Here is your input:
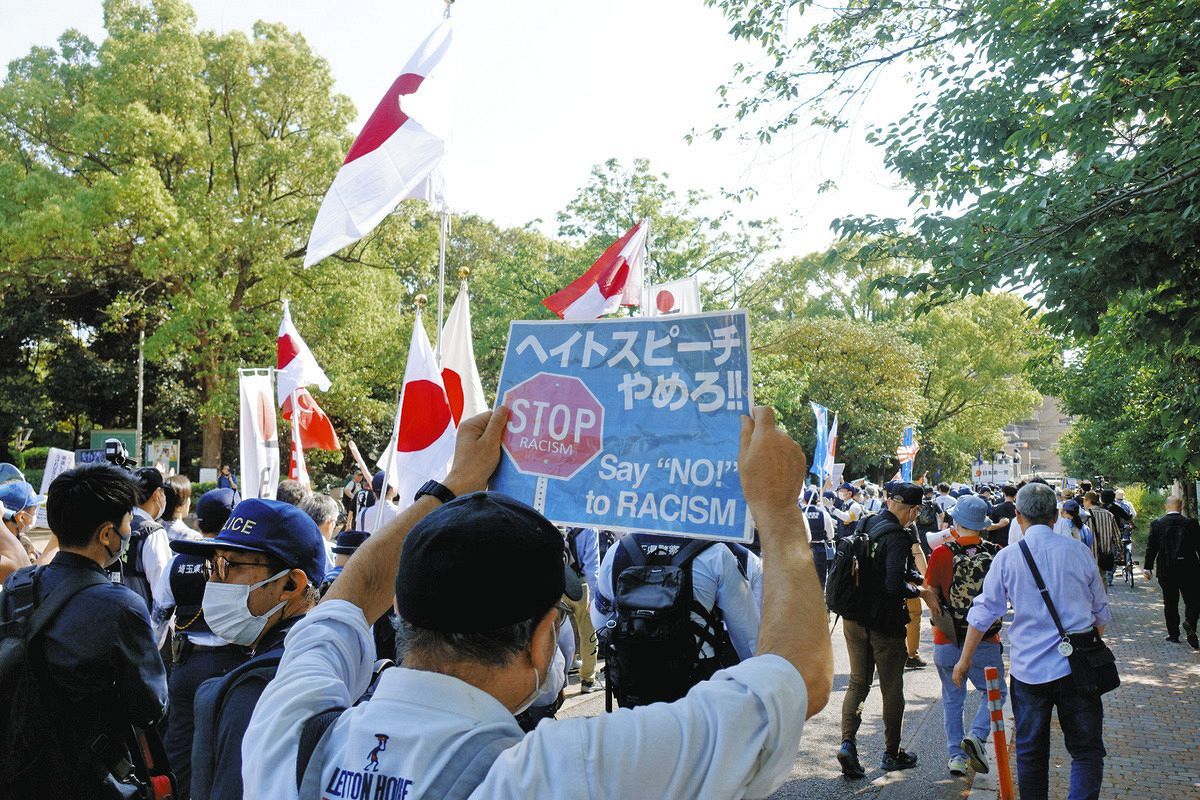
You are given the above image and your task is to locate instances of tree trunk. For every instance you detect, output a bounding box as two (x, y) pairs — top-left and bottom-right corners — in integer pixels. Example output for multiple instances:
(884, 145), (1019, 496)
(200, 365), (223, 470)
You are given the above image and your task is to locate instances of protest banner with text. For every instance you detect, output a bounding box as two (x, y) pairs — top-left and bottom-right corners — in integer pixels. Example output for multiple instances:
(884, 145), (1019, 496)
(491, 311), (754, 542)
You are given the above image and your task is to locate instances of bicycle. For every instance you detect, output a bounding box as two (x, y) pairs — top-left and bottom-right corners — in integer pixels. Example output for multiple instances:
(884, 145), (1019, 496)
(1121, 538), (1135, 588)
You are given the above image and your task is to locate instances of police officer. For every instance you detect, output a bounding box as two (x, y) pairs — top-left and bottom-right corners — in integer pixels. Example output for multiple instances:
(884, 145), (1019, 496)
(150, 488), (243, 799)
(172, 498), (327, 800)
(0, 464), (168, 798)
(803, 488), (836, 588)
(830, 482), (865, 539)
(119, 467), (173, 611)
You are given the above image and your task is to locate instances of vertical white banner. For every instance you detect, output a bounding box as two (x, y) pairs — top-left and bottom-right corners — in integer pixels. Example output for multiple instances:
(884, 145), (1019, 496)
(36, 448), (76, 529)
(239, 369), (280, 500)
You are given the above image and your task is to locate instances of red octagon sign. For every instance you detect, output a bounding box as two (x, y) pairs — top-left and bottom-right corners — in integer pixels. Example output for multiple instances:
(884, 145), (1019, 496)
(502, 372), (604, 480)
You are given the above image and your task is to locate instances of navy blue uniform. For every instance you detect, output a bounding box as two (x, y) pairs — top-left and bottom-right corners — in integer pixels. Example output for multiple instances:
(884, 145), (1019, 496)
(161, 553), (244, 799)
(804, 505), (835, 587)
(191, 616), (301, 800)
(4, 552), (167, 797)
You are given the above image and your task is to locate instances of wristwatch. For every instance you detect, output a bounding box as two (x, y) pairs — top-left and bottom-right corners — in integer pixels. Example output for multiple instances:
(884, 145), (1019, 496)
(414, 479), (456, 505)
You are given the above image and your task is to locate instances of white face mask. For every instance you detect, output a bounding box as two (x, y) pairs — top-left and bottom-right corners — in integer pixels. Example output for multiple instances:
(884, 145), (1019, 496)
(203, 569), (290, 646)
(514, 638), (561, 716)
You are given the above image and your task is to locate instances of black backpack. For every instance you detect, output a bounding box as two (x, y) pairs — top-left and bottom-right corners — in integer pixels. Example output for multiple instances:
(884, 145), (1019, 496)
(824, 518), (881, 622)
(916, 500), (939, 531)
(0, 566), (109, 797)
(603, 537), (737, 708)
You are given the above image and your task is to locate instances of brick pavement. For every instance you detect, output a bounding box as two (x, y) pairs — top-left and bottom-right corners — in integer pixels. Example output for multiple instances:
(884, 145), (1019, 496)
(1042, 579), (1200, 799)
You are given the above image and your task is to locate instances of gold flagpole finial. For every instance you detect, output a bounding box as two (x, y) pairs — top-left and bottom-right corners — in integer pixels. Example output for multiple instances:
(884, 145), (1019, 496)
(414, 293), (429, 310)
(457, 266), (471, 281)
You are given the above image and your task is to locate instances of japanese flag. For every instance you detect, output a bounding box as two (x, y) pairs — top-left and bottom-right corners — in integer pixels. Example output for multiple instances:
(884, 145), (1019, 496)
(543, 220), (647, 319)
(440, 280), (488, 426)
(276, 300), (331, 407)
(303, 21), (453, 267)
(377, 318), (456, 508)
(644, 277), (701, 317)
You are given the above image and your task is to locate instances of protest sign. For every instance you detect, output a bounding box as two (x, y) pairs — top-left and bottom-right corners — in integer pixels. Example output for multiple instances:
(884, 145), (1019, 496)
(76, 449), (107, 465)
(35, 448), (75, 529)
(491, 311), (753, 542)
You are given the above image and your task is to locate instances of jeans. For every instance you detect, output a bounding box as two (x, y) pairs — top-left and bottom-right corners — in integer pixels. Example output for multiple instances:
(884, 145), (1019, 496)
(1011, 675), (1106, 800)
(841, 619), (908, 753)
(934, 640), (1005, 759)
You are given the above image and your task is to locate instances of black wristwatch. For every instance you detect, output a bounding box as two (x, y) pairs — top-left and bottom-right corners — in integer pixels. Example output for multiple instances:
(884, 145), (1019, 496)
(414, 479), (456, 505)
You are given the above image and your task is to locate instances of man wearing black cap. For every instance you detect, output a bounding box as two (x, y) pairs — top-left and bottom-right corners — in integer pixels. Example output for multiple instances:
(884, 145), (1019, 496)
(837, 480), (941, 778)
(173, 497), (328, 800)
(150, 488), (242, 799)
(244, 407), (834, 799)
(116, 466), (173, 612)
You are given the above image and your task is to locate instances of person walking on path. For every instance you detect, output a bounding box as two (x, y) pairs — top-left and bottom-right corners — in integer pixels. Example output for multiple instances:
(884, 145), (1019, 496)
(925, 494), (1005, 777)
(954, 482), (1111, 800)
(1144, 495), (1200, 648)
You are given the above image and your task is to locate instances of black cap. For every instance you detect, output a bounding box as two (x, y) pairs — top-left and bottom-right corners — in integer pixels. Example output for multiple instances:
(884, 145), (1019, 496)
(885, 480), (924, 506)
(195, 488), (239, 533)
(395, 492), (582, 633)
(333, 529), (370, 555)
(134, 467), (164, 504)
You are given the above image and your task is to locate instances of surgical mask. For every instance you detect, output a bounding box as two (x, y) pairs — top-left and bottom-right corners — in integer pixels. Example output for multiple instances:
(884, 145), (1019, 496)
(203, 569), (290, 646)
(104, 526), (131, 569)
(514, 645), (561, 716)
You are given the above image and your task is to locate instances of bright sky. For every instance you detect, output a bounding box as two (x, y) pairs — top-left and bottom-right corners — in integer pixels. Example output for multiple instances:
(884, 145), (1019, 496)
(2, 0), (915, 259)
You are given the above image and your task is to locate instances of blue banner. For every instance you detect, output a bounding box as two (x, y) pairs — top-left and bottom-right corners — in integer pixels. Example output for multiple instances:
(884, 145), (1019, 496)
(490, 311), (754, 542)
(900, 425), (915, 482)
(810, 402), (828, 479)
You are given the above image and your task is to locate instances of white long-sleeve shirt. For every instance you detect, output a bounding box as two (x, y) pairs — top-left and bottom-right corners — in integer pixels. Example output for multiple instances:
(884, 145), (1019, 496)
(243, 600), (808, 800)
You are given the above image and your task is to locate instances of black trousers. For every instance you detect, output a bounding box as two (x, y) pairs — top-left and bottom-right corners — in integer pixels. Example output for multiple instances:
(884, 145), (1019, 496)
(1160, 569), (1200, 638)
(164, 644), (245, 799)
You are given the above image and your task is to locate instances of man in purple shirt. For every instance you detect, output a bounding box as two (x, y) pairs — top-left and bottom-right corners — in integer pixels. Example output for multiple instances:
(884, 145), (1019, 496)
(953, 482), (1111, 800)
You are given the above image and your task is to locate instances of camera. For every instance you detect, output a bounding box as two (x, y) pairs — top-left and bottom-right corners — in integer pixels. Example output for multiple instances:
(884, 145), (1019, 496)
(104, 438), (136, 469)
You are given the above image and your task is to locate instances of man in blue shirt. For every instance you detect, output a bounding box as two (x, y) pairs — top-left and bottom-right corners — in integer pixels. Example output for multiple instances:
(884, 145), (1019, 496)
(954, 482), (1111, 800)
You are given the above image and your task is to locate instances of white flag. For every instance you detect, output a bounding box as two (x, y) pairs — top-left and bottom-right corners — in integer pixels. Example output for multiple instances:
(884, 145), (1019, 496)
(239, 369), (280, 499)
(276, 300), (332, 407)
(440, 281), (487, 426)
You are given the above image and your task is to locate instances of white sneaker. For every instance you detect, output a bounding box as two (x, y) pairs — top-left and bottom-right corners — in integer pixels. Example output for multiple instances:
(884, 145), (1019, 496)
(961, 735), (990, 773)
(948, 755), (969, 776)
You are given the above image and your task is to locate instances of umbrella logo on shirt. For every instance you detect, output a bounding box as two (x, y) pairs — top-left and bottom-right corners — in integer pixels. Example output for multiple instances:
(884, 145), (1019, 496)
(365, 735), (389, 772)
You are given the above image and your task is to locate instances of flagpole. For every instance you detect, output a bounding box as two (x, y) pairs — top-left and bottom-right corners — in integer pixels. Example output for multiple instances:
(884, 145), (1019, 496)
(435, 209), (448, 362)
(290, 387), (310, 491)
(376, 302), (423, 531)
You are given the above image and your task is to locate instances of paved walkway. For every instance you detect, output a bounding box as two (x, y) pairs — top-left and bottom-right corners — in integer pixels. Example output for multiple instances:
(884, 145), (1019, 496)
(560, 576), (1200, 799)
(1042, 577), (1200, 799)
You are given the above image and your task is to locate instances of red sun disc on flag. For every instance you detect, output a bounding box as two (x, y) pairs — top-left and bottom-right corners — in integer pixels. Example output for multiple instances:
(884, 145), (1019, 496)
(396, 380), (452, 452)
(441, 368), (465, 426)
(277, 333), (300, 370)
(656, 290), (676, 313)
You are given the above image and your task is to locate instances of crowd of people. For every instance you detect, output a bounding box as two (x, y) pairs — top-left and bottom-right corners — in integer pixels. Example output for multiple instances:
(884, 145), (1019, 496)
(1, 415), (1197, 800)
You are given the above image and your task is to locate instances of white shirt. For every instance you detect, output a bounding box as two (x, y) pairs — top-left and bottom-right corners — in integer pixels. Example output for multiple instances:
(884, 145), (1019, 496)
(1008, 515), (1024, 544)
(590, 538), (760, 660)
(243, 601), (808, 800)
(357, 500), (399, 534)
(133, 507), (173, 604)
(164, 518), (202, 542)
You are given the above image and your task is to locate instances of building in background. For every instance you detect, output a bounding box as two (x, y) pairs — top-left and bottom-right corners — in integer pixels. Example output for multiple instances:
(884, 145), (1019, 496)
(1003, 396), (1073, 480)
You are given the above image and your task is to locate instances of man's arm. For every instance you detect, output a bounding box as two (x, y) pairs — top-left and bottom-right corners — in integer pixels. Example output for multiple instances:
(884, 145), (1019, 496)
(742, 407), (832, 719)
(323, 408), (510, 623)
(0, 526), (30, 581)
(1144, 520), (1161, 575)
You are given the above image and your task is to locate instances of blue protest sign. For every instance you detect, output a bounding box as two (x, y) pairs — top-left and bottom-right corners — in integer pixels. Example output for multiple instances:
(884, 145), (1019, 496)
(491, 311), (754, 542)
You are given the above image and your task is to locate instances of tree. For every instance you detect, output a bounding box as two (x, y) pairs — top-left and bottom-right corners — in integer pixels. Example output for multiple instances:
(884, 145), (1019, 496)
(706, 0), (1200, 343)
(0, 0), (364, 467)
(752, 317), (924, 480)
(557, 158), (779, 309)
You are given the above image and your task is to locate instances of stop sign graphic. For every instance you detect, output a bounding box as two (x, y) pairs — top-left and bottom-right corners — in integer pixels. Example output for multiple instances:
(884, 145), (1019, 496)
(502, 372), (604, 480)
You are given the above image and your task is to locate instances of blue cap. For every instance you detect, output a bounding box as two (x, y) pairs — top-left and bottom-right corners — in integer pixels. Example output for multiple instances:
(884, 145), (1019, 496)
(195, 488), (240, 533)
(823, 490), (836, 500)
(332, 529), (370, 555)
(952, 495), (991, 532)
(0, 481), (45, 511)
(838, 482), (855, 494)
(171, 498), (327, 583)
(0, 463), (26, 485)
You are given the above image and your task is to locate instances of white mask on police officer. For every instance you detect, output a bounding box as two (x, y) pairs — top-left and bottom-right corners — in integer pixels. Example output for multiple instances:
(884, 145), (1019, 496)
(203, 569), (290, 646)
